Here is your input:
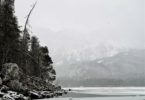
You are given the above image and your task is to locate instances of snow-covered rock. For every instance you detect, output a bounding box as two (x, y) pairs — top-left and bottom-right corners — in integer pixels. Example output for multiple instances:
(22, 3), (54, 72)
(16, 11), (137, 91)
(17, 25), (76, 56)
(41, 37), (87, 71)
(2, 91), (29, 100)
(29, 91), (41, 99)
(1, 85), (9, 93)
(2, 94), (15, 100)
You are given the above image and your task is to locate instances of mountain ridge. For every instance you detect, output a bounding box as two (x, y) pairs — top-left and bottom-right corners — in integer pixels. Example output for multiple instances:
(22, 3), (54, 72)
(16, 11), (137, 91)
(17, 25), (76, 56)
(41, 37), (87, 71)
(55, 49), (145, 87)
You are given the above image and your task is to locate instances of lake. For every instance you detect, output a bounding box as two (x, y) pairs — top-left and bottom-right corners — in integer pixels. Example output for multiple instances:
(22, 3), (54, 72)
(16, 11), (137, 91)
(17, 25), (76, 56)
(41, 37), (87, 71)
(39, 87), (145, 100)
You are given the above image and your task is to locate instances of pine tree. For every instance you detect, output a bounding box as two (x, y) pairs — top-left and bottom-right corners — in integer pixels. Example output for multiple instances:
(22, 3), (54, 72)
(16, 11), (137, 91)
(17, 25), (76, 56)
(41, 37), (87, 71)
(20, 2), (37, 72)
(40, 46), (56, 82)
(0, 0), (57, 88)
(40, 46), (53, 66)
(0, 0), (21, 66)
(30, 36), (41, 76)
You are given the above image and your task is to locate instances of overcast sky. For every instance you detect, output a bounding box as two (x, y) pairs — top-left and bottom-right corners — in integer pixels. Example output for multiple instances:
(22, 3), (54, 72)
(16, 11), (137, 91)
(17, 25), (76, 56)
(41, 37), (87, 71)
(15, 0), (145, 52)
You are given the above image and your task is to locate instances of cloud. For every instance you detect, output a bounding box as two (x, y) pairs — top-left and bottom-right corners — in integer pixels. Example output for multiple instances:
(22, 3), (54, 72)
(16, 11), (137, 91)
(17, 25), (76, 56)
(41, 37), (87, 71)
(15, 0), (145, 50)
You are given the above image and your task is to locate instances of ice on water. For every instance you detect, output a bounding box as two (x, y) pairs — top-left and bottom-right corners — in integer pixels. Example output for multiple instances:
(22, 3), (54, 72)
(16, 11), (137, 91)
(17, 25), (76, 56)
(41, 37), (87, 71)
(40, 87), (145, 100)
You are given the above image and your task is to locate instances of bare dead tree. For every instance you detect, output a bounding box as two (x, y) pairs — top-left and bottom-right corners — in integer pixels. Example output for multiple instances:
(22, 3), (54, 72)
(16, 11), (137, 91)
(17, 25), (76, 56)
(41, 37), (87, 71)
(23, 1), (37, 40)
(21, 1), (38, 74)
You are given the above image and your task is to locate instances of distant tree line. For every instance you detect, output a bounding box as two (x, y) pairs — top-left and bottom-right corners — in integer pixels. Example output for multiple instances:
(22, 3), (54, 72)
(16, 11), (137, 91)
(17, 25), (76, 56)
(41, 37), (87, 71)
(0, 0), (56, 81)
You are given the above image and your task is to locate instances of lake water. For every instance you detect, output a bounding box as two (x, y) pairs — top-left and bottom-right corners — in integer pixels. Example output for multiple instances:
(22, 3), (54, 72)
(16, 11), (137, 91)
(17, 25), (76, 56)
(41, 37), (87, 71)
(39, 87), (145, 100)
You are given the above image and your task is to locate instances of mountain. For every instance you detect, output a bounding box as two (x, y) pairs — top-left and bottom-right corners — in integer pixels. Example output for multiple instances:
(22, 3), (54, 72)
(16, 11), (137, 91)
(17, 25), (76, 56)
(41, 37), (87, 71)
(55, 49), (145, 87)
(53, 44), (125, 65)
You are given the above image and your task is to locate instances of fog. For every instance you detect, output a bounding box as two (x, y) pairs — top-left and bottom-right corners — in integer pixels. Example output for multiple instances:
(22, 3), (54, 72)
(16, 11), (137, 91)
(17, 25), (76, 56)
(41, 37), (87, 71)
(15, 0), (145, 53)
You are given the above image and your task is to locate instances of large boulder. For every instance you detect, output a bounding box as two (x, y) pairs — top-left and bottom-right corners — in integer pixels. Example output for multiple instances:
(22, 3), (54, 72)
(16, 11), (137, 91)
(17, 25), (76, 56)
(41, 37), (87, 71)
(0, 63), (24, 91)
(1, 63), (20, 82)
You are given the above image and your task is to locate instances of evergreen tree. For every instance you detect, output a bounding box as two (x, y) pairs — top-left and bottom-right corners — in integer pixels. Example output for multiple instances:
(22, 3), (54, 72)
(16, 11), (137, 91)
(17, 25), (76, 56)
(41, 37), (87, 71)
(0, 0), (57, 88)
(40, 46), (56, 82)
(40, 46), (53, 66)
(0, 0), (21, 66)
(20, 1), (37, 72)
(30, 36), (40, 76)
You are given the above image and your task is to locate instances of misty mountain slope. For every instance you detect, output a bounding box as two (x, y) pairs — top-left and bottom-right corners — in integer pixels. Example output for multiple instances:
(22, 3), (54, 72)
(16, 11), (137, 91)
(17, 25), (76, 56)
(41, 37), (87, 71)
(55, 49), (145, 87)
(53, 44), (125, 66)
(100, 50), (145, 77)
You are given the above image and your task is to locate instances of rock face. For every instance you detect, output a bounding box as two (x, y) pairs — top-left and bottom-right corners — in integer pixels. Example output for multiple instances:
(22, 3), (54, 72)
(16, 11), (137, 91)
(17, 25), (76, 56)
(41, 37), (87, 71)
(0, 63), (22, 91)
(0, 63), (66, 100)
(1, 63), (20, 82)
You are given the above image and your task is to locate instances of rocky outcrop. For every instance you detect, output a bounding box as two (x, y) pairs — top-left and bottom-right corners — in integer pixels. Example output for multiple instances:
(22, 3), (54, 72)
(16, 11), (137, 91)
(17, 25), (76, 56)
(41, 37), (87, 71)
(2, 91), (29, 100)
(0, 63), (22, 91)
(0, 63), (66, 100)
(1, 63), (20, 81)
(41, 64), (56, 83)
